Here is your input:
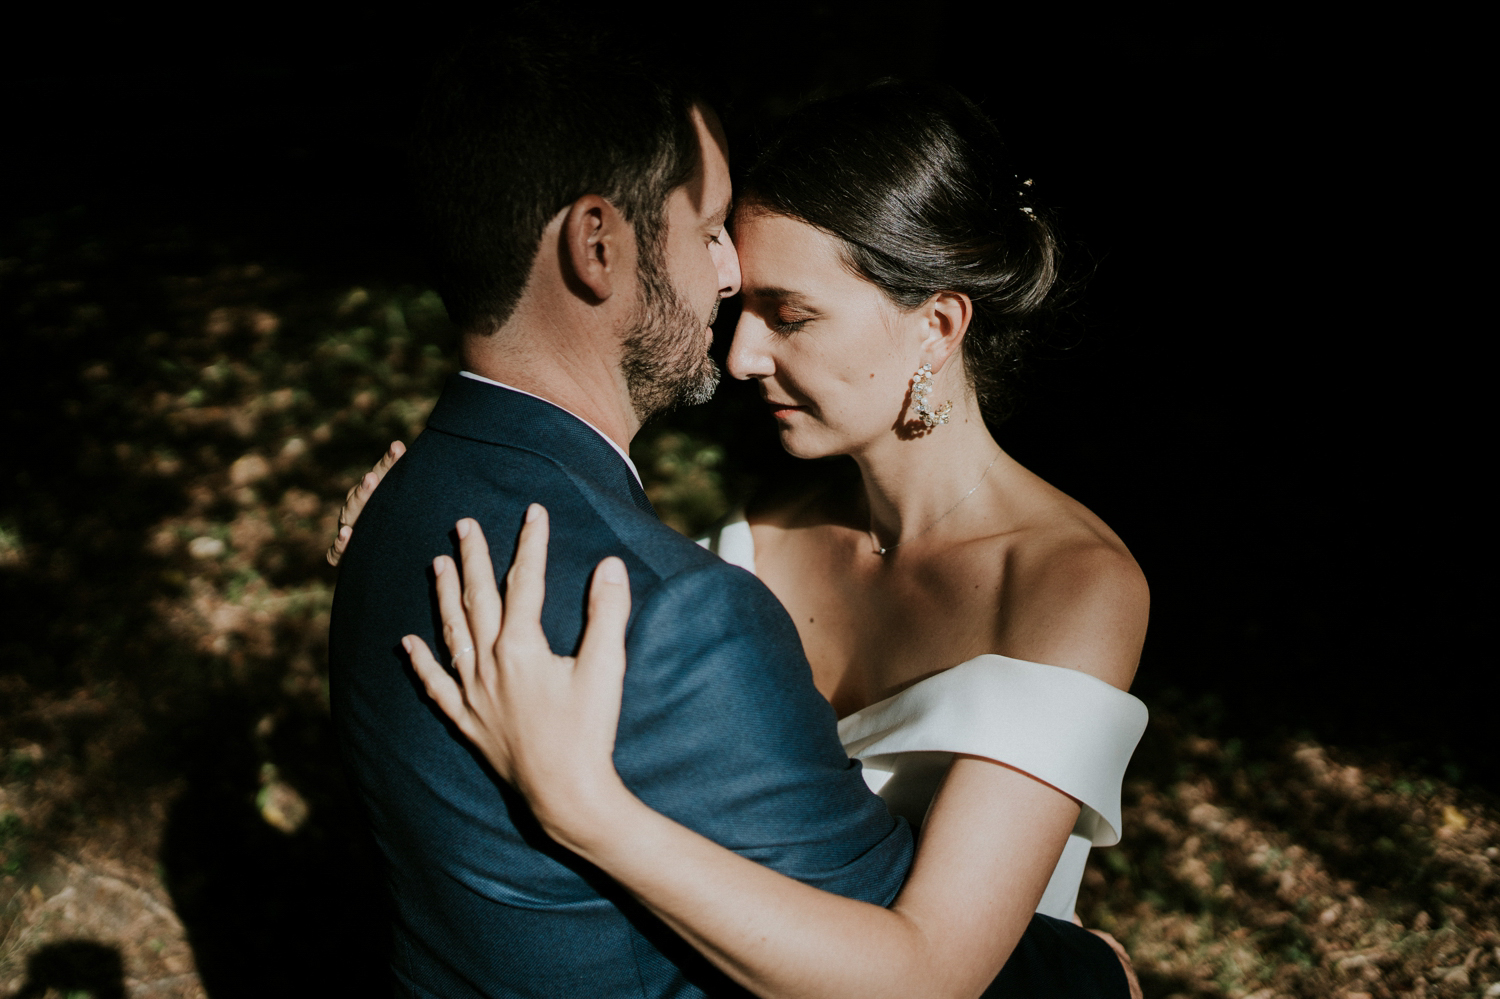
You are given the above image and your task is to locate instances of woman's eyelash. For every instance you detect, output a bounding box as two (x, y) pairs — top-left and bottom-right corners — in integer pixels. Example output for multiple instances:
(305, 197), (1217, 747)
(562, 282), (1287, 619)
(770, 318), (811, 335)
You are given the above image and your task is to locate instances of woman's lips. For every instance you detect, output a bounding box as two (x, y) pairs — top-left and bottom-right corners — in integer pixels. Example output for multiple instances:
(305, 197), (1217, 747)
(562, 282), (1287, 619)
(767, 402), (806, 419)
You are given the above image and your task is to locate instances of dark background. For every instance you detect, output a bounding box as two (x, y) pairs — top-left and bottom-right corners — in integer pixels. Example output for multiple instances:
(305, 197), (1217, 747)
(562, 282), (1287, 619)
(3, 1), (1486, 789)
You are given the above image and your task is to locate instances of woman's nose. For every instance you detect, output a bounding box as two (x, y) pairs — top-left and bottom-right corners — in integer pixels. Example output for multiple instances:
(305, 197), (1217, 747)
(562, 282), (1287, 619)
(726, 313), (774, 382)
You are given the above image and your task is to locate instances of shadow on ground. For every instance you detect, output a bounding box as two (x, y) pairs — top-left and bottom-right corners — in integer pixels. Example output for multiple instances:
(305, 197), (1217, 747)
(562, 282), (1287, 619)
(159, 699), (389, 996)
(0, 219), (429, 994)
(11, 940), (125, 999)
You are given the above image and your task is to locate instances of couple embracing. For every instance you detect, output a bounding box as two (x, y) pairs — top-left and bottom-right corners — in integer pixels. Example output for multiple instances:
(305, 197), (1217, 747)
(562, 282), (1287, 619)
(329, 12), (1150, 999)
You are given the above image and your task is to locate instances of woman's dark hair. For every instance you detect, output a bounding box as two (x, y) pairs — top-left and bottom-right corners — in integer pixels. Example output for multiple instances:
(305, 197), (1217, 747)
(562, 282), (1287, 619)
(743, 80), (1059, 423)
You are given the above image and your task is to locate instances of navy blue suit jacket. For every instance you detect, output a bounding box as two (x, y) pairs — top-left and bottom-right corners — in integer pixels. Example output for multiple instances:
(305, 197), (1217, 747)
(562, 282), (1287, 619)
(331, 375), (1124, 998)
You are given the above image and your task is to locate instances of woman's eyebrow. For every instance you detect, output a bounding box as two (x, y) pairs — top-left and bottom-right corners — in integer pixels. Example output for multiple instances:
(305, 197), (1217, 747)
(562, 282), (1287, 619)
(743, 287), (811, 306)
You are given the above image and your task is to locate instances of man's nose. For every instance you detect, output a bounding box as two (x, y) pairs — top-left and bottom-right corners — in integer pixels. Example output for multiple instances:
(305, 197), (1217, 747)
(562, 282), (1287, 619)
(715, 227), (741, 299)
(726, 313), (773, 381)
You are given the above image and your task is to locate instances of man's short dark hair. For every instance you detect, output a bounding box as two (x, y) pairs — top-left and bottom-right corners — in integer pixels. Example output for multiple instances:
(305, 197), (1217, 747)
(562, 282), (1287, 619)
(413, 11), (702, 334)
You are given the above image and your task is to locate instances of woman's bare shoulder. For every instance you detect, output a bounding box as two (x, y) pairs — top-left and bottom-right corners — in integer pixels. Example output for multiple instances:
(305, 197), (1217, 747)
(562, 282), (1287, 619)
(991, 480), (1149, 693)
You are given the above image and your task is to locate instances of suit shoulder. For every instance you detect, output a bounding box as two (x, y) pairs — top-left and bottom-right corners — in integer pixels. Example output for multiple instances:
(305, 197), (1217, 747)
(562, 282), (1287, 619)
(641, 552), (784, 617)
(626, 556), (802, 664)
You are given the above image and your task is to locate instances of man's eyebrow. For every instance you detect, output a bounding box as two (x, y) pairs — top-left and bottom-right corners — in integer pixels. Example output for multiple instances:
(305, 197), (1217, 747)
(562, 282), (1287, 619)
(707, 198), (733, 229)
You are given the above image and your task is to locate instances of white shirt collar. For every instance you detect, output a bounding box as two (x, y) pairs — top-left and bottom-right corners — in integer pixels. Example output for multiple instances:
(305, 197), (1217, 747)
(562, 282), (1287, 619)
(458, 370), (642, 486)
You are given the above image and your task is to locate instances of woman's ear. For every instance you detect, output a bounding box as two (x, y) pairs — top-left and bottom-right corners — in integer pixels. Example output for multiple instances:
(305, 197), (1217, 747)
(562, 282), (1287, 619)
(920, 291), (972, 374)
(561, 194), (628, 303)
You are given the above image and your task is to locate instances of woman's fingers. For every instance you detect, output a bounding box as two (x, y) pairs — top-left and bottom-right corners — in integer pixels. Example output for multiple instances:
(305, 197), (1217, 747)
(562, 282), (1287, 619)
(406, 512), (635, 833)
(326, 525), (354, 567)
(404, 634), (471, 731)
(577, 557), (631, 687)
(326, 441), (405, 566)
(501, 505), (550, 643)
(1087, 930), (1143, 999)
(432, 554), (479, 688)
(454, 518), (503, 659)
(374, 439), (407, 475)
(326, 476), (370, 566)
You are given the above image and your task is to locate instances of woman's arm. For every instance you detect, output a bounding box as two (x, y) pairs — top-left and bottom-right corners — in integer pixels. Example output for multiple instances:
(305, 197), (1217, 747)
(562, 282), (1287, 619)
(569, 754), (1079, 999)
(407, 509), (1094, 999)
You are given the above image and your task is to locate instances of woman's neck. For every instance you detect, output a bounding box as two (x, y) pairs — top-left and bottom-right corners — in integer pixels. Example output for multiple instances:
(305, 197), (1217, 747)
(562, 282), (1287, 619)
(850, 392), (1006, 552)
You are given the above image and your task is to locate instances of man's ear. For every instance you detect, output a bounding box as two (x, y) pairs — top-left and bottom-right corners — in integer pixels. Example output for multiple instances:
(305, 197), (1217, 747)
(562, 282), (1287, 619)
(921, 291), (973, 373)
(561, 194), (629, 303)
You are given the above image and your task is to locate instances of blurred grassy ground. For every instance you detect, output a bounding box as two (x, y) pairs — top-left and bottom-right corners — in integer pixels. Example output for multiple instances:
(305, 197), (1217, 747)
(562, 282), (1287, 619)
(0, 221), (1495, 999)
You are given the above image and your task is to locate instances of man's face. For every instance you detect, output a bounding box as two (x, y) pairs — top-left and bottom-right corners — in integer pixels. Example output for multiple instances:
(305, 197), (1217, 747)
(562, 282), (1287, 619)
(621, 105), (740, 422)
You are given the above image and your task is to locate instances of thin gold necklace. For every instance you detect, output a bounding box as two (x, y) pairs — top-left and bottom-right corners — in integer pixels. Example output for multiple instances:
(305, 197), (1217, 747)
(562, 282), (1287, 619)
(868, 450), (1002, 557)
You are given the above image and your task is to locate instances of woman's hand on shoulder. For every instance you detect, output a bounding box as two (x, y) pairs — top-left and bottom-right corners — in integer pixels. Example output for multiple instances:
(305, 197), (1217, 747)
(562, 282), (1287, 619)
(403, 507), (636, 845)
(998, 538), (1149, 692)
(326, 440), (405, 566)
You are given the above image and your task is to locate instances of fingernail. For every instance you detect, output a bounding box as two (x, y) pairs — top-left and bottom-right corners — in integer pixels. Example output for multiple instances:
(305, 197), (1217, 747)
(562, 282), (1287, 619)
(525, 504), (541, 523)
(433, 556), (446, 576)
(340, 526), (352, 539)
(600, 558), (626, 585)
(457, 519), (471, 539)
(401, 636), (413, 653)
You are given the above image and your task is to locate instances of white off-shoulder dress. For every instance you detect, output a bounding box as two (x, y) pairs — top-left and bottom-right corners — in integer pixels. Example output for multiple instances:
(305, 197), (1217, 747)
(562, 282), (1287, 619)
(699, 517), (1148, 921)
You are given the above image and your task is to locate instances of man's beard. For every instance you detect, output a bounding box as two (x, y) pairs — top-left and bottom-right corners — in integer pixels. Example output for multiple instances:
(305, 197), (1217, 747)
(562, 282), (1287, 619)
(620, 250), (720, 423)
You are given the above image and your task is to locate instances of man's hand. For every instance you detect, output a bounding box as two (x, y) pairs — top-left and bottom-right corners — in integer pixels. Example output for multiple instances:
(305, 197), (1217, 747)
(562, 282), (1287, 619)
(326, 440), (405, 566)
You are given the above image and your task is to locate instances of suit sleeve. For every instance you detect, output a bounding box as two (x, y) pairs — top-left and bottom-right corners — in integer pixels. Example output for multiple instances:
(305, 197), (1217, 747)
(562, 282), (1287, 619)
(612, 561), (914, 903)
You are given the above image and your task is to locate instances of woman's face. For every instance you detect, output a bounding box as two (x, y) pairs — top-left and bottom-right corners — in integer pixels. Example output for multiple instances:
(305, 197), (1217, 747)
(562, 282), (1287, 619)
(727, 210), (930, 459)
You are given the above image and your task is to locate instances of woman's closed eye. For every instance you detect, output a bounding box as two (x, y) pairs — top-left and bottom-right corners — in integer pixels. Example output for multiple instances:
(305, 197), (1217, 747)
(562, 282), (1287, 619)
(770, 312), (814, 335)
